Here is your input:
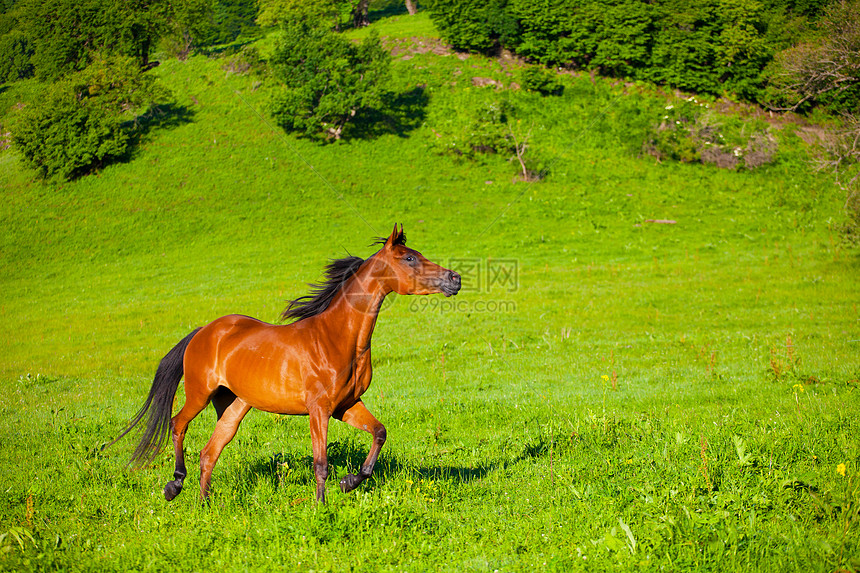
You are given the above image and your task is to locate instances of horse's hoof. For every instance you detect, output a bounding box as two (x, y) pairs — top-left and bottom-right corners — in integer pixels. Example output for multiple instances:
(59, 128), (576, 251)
(164, 480), (183, 501)
(339, 474), (360, 493)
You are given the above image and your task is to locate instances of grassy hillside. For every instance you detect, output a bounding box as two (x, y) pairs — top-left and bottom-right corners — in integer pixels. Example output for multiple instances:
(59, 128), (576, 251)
(1, 12), (859, 572)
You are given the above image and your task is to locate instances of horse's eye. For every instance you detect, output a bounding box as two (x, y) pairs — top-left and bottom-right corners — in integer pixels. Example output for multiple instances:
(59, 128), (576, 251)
(404, 255), (415, 262)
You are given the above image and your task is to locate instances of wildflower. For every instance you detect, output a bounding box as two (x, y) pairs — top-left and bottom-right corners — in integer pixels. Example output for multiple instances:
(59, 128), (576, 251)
(665, 104), (674, 110)
(837, 463), (846, 476)
(792, 383), (804, 393)
(601, 375), (609, 381)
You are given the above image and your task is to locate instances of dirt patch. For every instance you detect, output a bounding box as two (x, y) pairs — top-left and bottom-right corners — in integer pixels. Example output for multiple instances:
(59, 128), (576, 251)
(472, 77), (502, 89)
(795, 125), (830, 146)
(383, 36), (455, 58)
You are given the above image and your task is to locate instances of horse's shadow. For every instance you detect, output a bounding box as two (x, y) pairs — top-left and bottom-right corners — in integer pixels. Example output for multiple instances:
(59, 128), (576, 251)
(229, 437), (545, 498)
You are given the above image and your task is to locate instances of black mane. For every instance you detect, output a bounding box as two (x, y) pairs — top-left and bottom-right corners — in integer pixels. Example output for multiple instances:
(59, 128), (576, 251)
(280, 256), (365, 323)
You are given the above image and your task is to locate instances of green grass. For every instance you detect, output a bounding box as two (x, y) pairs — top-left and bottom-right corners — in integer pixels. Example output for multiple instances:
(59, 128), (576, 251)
(1, 12), (860, 572)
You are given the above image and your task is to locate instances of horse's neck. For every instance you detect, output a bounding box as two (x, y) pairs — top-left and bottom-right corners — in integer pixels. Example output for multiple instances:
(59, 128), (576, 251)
(324, 263), (389, 353)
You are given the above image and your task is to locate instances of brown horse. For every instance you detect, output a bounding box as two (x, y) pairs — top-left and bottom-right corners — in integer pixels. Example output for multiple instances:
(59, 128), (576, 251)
(112, 225), (460, 503)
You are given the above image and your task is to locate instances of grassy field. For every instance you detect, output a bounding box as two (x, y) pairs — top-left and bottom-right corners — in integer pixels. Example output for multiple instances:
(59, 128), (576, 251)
(2, 11), (859, 572)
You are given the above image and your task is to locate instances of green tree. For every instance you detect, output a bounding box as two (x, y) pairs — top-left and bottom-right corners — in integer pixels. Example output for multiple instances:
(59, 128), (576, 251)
(163, 0), (215, 60)
(648, 0), (722, 93)
(351, 0), (370, 28)
(13, 55), (169, 179)
(589, 0), (655, 77)
(118, 0), (175, 69)
(269, 20), (390, 140)
(0, 1), (34, 82)
(0, 29), (32, 81)
(714, 0), (772, 100)
(203, 0), (258, 44)
(505, 0), (587, 66)
(21, 0), (174, 80)
(428, 0), (517, 54)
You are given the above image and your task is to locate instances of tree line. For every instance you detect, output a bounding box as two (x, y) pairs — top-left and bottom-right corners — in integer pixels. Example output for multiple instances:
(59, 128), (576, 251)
(428, 0), (859, 112)
(1, 0), (858, 192)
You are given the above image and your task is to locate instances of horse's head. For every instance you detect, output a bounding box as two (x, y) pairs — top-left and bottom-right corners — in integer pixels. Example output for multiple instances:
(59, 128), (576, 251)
(373, 224), (460, 297)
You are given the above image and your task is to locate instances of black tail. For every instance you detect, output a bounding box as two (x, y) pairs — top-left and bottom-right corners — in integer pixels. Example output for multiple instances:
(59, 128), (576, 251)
(109, 328), (201, 466)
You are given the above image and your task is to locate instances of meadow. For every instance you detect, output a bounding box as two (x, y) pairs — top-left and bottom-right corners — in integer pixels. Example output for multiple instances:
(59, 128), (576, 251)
(1, 11), (859, 571)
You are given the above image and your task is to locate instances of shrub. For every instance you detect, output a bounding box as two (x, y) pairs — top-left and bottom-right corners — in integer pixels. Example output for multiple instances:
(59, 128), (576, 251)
(519, 66), (563, 96)
(642, 96), (779, 169)
(743, 131), (778, 169)
(14, 83), (129, 180)
(426, 87), (547, 179)
(12, 55), (168, 180)
(428, 89), (514, 159)
(268, 20), (390, 140)
(257, 0), (346, 28)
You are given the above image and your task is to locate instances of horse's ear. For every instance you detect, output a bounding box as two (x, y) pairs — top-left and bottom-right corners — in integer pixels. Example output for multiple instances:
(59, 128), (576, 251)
(384, 224), (400, 249)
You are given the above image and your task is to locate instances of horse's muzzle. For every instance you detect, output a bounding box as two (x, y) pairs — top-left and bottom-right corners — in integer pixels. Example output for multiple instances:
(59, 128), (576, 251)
(441, 270), (461, 297)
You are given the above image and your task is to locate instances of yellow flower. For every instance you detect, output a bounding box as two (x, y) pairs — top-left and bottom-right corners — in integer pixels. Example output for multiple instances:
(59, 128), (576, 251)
(792, 383), (804, 393)
(837, 463), (847, 477)
(601, 375), (609, 381)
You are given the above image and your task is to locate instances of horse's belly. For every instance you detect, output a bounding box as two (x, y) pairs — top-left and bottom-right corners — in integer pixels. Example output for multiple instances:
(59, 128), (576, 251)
(246, 393), (308, 415)
(221, 344), (309, 415)
(225, 374), (308, 415)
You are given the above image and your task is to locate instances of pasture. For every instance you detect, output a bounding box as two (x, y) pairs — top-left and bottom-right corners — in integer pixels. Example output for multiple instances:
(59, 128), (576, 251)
(1, 13), (859, 571)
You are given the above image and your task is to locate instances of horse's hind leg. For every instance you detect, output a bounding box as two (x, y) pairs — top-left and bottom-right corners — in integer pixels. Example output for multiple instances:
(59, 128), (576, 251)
(199, 397), (251, 501)
(164, 385), (211, 501)
(337, 401), (386, 494)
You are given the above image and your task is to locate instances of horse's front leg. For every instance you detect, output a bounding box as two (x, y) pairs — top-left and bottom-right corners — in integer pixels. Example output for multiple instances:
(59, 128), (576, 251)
(337, 401), (386, 493)
(308, 408), (330, 503)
